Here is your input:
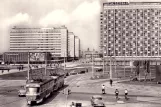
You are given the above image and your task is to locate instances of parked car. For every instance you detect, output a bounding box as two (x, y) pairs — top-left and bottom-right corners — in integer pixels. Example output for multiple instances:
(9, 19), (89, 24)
(78, 71), (86, 74)
(70, 70), (77, 75)
(18, 86), (26, 97)
(91, 95), (105, 107)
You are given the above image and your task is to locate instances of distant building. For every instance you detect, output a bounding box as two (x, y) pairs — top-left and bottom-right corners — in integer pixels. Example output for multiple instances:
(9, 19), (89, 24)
(83, 50), (100, 59)
(75, 36), (80, 59)
(5, 26), (81, 63)
(10, 26), (68, 58)
(68, 32), (75, 58)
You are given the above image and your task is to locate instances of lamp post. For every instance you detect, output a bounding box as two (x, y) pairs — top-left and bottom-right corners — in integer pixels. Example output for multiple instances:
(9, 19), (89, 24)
(45, 52), (47, 76)
(92, 49), (94, 78)
(99, 45), (105, 74)
(27, 50), (30, 80)
(110, 55), (112, 79)
(64, 52), (66, 72)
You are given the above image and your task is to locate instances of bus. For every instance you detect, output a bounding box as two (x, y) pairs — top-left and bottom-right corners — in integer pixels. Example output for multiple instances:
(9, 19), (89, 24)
(26, 75), (64, 105)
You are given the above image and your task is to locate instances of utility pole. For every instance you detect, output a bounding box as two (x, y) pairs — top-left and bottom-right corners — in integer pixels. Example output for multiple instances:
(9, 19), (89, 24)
(110, 55), (112, 79)
(124, 54), (125, 78)
(45, 52), (47, 76)
(103, 52), (105, 75)
(64, 52), (66, 72)
(28, 50), (30, 80)
(92, 49), (94, 78)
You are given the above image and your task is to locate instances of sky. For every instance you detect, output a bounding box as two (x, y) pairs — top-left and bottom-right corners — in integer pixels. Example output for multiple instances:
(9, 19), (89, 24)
(0, 0), (160, 53)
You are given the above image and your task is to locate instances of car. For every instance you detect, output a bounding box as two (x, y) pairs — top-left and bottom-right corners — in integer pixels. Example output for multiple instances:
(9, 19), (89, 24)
(70, 70), (77, 75)
(18, 86), (26, 97)
(91, 95), (105, 107)
(78, 71), (86, 74)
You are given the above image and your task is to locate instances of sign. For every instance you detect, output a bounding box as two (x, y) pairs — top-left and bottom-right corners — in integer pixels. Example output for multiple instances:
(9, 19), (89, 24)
(30, 52), (45, 61)
(106, 2), (129, 5)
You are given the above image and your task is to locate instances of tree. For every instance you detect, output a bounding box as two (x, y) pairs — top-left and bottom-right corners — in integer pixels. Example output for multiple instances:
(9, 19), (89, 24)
(133, 61), (140, 76)
(143, 60), (150, 82)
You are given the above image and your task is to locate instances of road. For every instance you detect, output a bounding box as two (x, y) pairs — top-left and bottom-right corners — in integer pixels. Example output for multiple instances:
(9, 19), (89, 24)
(0, 71), (161, 107)
(0, 71), (110, 107)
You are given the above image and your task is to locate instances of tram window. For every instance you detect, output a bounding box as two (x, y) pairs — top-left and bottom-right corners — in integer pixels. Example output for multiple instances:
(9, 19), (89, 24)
(37, 88), (40, 93)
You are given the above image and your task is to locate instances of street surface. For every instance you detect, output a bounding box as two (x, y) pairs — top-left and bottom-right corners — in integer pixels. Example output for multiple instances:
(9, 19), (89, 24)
(0, 67), (161, 107)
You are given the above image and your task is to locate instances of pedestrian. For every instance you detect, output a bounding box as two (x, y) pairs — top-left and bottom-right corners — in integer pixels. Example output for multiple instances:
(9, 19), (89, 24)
(115, 89), (119, 100)
(124, 89), (128, 100)
(71, 102), (75, 107)
(68, 89), (71, 95)
(110, 79), (113, 86)
(102, 84), (105, 94)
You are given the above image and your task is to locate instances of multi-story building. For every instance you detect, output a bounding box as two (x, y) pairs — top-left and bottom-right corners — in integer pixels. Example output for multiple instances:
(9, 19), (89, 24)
(5, 26), (69, 63)
(100, 2), (161, 62)
(10, 26), (68, 58)
(68, 32), (75, 58)
(75, 36), (80, 59)
(83, 50), (100, 59)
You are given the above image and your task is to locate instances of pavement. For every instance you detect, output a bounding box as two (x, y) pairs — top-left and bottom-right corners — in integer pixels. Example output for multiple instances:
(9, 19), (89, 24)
(0, 68), (28, 76)
(62, 73), (161, 107)
(0, 64), (161, 107)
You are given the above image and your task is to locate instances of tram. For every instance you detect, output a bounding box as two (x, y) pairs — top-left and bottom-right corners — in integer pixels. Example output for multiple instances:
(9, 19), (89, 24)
(25, 75), (64, 105)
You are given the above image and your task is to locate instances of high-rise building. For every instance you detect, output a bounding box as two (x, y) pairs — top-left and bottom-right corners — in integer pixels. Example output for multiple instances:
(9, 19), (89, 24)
(68, 32), (75, 58)
(10, 26), (68, 57)
(75, 36), (80, 58)
(100, 2), (161, 60)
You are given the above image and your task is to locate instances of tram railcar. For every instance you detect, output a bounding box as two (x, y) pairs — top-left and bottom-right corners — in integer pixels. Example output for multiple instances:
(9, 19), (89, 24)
(26, 75), (64, 105)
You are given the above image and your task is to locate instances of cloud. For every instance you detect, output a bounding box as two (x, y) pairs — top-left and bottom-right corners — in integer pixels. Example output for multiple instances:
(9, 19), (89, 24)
(39, 9), (69, 27)
(5, 13), (32, 26)
(0, 13), (32, 52)
(71, 1), (100, 21)
(39, 0), (101, 50)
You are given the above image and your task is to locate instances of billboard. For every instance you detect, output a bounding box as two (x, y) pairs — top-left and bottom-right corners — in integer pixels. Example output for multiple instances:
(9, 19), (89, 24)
(29, 52), (45, 61)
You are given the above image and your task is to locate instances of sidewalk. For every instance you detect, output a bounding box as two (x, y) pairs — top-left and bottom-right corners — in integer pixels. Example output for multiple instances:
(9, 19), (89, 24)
(0, 68), (28, 76)
(64, 76), (161, 107)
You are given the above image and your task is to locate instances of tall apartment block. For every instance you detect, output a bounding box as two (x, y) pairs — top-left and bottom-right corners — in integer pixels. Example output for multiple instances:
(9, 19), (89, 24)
(68, 32), (75, 58)
(75, 36), (80, 59)
(4, 26), (70, 63)
(100, 2), (161, 60)
(10, 26), (68, 57)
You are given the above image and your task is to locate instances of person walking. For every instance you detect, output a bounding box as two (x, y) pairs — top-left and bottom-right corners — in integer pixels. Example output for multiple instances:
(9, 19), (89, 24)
(70, 102), (75, 107)
(68, 89), (71, 95)
(124, 89), (128, 100)
(102, 84), (105, 94)
(110, 79), (113, 86)
(115, 89), (119, 100)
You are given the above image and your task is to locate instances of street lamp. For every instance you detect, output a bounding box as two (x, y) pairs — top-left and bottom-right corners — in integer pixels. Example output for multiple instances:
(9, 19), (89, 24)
(99, 45), (105, 75)
(64, 52), (66, 72)
(109, 55), (112, 79)
(92, 49), (94, 78)
(27, 50), (30, 80)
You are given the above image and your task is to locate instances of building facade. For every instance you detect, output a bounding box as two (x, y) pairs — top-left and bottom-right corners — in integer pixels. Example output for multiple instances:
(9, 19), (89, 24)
(75, 36), (80, 58)
(83, 50), (100, 59)
(10, 26), (68, 58)
(100, 2), (161, 60)
(68, 32), (75, 58)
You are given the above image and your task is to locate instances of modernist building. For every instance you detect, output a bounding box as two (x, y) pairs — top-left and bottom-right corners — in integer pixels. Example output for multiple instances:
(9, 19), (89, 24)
(75, 36), (80, 59)
(10, 26), (68, 58)
(68, 32), (75, 58)
(100, 2), (161, 61)
(4, 26), (81, 63)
